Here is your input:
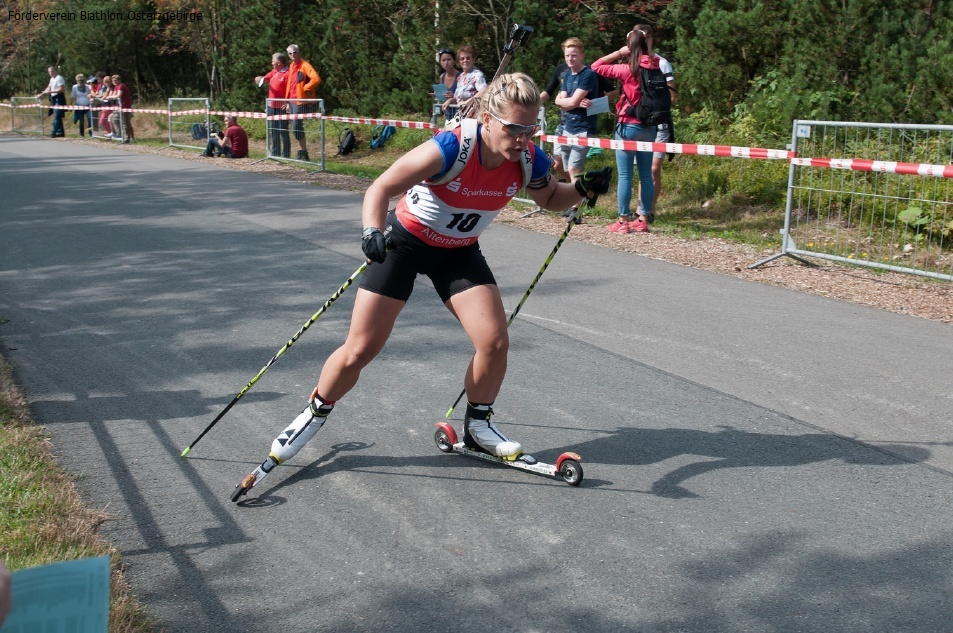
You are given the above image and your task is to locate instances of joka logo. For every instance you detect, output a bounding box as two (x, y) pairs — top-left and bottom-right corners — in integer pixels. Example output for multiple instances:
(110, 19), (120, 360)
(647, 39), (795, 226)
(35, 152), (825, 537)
(505, 181), (519, 197)
(447, 178), (463, 192)
(457, 134), (472, 166)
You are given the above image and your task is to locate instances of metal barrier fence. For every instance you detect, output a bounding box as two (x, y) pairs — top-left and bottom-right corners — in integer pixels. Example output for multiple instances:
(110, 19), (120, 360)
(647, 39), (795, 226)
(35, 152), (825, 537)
(265, 98), (325, 170)
(168, 98), (211, 150)
(751, 120), (953, 281)
(88, 103), (112, 139)
(10, 97), (43, 135)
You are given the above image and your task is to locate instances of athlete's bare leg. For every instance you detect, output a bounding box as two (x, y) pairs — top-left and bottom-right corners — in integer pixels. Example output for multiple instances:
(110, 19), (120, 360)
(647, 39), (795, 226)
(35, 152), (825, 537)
(315, 288), (405, 400)
(445, 283), (509, 403)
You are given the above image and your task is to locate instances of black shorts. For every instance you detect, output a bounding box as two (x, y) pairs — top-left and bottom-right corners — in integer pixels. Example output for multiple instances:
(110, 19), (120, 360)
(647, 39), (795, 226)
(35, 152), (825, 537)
(359, 212), (497, 303)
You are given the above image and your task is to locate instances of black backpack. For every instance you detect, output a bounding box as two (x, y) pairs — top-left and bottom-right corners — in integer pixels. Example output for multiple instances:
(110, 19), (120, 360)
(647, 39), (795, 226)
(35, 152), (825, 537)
(625, 65), (671, 126)
(191, 123), (208, 140)
(336, 128), (356, 155)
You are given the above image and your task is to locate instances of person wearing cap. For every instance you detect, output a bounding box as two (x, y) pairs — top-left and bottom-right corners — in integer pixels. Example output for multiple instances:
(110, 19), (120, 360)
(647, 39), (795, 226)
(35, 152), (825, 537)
(71, 74), (93, 137)
(284, 44), (321, 161)
(202, 115), (249, 158)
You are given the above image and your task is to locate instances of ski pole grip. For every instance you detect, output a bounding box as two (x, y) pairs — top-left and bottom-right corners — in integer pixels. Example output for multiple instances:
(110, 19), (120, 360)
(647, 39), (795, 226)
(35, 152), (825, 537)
(505, 24), (535, 53)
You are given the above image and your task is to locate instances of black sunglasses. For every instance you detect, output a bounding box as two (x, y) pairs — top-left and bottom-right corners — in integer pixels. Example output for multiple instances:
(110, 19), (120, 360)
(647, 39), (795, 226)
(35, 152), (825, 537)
(437, 48), (455, 57)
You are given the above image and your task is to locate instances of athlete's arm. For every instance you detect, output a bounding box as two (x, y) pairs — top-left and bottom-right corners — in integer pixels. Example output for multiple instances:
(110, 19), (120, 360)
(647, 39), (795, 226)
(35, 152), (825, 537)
(527, 174), (587, 211)
(361, 140), (445, 231)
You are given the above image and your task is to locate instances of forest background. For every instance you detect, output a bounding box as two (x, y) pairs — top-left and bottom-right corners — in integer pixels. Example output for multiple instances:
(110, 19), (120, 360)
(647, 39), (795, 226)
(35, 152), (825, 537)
(3, 0), (952, 149)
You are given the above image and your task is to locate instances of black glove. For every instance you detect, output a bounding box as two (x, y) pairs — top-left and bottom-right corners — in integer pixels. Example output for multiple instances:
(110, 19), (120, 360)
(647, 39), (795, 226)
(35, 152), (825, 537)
(361, 227), (389, 263)
(574, 167), (613, 208)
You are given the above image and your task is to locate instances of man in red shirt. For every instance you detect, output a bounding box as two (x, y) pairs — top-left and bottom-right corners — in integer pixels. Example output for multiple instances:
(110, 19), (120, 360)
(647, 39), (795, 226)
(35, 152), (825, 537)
(202, 116), (249, 158)
(110, 74), (134, 143)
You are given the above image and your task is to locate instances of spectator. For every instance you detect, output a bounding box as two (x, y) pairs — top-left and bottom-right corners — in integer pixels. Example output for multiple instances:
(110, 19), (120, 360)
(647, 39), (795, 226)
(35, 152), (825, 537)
(108, 74), (133, 144)
(88, 71), (103, 95)
(0, 560), (9, 627)
(71, 74), (93, 137)
(92, 74), (113, 136)
(435, 47), (459, 121)
(633, 24), (675, 219)
(202, 115), (249, 158)
(553, 37), (600, 218)
(285, 44), (321, 161)
(592, 29), (660, 233)
(36, 66), (66, 138)
(449, 45), (487, 122)
(234, 72), (610, 495)
(256, 52), (291, 158)
(540, 60), (615, 183)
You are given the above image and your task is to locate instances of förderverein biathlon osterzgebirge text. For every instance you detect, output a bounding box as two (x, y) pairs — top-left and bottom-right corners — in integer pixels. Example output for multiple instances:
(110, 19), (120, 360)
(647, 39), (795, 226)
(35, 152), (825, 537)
(8, 9), (204, 22)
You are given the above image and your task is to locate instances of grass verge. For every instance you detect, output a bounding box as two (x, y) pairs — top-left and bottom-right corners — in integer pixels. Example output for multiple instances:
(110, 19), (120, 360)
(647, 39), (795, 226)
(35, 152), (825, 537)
(0, 353), (160, 632)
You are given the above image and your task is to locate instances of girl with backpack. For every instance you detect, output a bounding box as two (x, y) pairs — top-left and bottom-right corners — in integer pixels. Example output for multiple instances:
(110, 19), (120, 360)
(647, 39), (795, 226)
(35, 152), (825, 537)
(592, 29), (661, 234)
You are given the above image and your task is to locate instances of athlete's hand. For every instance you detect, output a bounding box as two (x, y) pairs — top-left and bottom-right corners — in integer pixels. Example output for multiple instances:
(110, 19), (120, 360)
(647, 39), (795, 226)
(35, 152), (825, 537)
(361, 227), (389, 263)
(574, 167), (613, 208)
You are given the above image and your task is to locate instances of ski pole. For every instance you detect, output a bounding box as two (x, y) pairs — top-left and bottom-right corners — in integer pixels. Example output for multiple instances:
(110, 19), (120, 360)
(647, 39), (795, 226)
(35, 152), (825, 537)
(445, 208), (581, 419)
(181, 260), (369, 457)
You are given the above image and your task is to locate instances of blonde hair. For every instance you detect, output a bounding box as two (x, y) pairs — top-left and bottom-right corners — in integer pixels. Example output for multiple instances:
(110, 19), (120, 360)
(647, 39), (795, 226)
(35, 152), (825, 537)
(479, 72), (540, 117)
(561, 37), (585, 52)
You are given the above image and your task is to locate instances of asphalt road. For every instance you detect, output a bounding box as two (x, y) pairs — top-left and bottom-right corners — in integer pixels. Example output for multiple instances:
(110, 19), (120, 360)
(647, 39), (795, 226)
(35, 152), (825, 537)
(2, 136), (952, 632)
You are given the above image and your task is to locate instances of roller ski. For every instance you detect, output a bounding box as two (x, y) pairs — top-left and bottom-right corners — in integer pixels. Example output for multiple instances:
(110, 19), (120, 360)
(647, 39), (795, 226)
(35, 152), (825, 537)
(231, 396), (333, 502)
(231, 458), (277, 502)
(433, 404), (583, 486)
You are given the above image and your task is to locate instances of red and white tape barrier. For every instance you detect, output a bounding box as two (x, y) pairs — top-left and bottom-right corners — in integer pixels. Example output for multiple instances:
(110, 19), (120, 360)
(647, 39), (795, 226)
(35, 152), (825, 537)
(791, 157), (953, 179)
(322, 116), (434, 129)
(540, 133), (794, 160)
(6, 101), (951, 177)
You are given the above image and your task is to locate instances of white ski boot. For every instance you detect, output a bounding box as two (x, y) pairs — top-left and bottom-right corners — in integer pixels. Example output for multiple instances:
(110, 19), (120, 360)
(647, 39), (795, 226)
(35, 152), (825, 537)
(463, 403), (523, 461)
(232, 397), (334, 501)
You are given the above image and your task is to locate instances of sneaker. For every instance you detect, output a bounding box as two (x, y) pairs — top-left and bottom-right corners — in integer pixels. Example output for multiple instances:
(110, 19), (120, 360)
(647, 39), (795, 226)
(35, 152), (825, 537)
(463, 406), (522, 460)
(606, 218), (631, 234)
(297, 150), (310, 161)
(629, 218), (650, 233)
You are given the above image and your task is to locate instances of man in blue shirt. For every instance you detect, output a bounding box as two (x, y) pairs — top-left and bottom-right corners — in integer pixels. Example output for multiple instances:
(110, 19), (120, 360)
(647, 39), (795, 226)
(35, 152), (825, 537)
(554, 38), (600, 218)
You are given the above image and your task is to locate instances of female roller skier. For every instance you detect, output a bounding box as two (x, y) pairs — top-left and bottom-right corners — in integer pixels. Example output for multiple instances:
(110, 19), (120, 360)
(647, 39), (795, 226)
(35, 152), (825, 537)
(236, 72), (611, 496)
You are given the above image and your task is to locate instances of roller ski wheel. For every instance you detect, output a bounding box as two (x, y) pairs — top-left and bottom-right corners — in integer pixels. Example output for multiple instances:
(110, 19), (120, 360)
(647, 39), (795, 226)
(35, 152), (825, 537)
(433, 422), (583, 486)
(230, 472), (257, 502)
(230, 456), (280, 502)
